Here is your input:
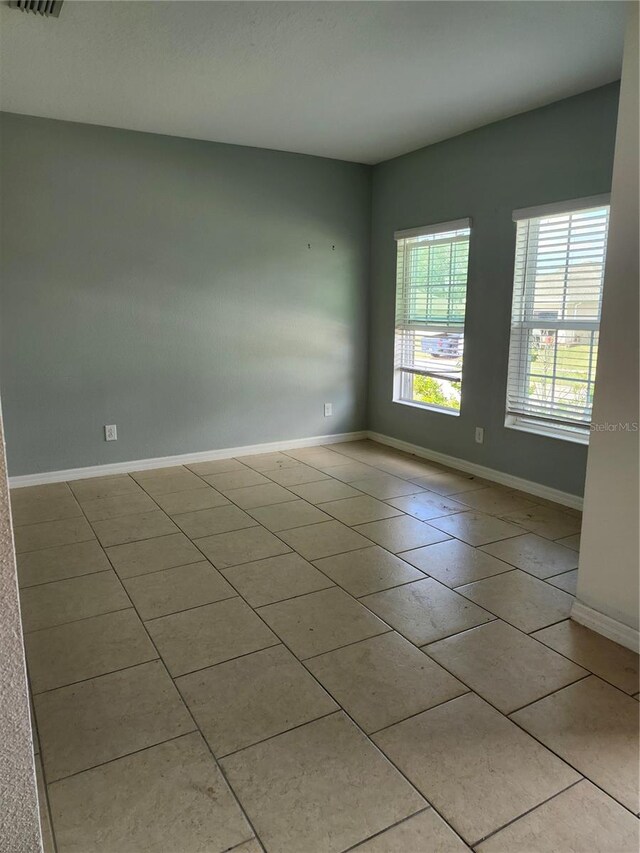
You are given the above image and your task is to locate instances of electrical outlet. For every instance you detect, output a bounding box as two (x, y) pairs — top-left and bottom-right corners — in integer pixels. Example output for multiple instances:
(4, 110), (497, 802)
(475, 426), (484, 444)
(104, 424), (118, 442)
(324, 403), (333, 417)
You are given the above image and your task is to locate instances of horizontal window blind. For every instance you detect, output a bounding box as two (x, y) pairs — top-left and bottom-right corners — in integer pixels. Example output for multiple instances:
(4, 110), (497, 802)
(394, 220), (471, 412)
(506, 199), (610, 434)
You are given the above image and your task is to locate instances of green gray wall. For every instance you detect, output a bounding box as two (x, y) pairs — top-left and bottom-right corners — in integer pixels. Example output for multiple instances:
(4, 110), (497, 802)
(369, 84), (620, 496)
(0, 114), (371, 476)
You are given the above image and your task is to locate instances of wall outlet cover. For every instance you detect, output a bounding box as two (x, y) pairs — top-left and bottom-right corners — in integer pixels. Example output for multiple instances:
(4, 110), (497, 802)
(324, 403), (333, 417)
(104, 424), (118, 441)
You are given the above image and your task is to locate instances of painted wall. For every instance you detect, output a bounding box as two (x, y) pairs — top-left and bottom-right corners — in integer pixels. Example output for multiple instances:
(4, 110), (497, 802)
(575, 7), (639, 641)
(369, 84), (619, 496)
(0, 401), (41, 852)
(0, 114), (371, 476)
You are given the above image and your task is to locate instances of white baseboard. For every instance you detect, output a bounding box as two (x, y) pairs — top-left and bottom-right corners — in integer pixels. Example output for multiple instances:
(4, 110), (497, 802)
(368, 431), (583, 510)
(8, 431), (367, 488)
(8, 427), (584, 513)
(571, 600), (640, 653)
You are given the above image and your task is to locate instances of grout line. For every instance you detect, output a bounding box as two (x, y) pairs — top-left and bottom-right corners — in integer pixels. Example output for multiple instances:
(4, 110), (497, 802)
(22, 603), (132, 635)
(31, 655), (161, 697)
(170, 641), (282, 680)
(18, 565), (111, 590)
(367, 689), (472, 738)
(299, 627), (394, 661)
(44, 730), (198, 787)
(469, 778), (585, 847)
(339, 806), (435, 853)
(215, 708), (341, 760)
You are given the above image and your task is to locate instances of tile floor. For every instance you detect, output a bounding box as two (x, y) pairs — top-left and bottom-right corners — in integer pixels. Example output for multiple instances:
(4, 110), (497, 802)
(13, 439), (640, 853)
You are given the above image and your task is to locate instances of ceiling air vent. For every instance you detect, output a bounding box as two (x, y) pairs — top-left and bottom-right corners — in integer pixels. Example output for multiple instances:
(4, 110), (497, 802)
(9, 0), (63, 17)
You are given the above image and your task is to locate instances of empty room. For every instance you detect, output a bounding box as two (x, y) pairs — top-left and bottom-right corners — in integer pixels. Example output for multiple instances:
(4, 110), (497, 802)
(1, 2), (638, 852)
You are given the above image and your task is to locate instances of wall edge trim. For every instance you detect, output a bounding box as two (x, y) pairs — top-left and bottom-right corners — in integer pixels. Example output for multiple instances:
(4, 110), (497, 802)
(367, 430), (583, 509)
(8, 431), (368, 487)
(571, 600), (640, 653)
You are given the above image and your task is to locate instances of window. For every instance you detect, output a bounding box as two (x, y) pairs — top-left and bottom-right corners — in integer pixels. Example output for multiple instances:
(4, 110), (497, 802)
(506, 195), (610, 442)
(393, 219), (471, 414)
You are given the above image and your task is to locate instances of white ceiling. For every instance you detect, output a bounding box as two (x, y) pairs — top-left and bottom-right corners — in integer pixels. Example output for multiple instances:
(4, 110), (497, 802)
(0, 1), (626, 164)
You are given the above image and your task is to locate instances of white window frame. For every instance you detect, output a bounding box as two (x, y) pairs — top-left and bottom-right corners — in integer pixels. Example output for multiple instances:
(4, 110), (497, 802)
(505, 194), (610, 444)
(393, 218), (471, 416)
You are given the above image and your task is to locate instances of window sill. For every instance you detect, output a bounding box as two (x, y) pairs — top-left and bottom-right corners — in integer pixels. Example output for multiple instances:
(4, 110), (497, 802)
(505, 417), (589, 445)
(393, 398), (460, 417)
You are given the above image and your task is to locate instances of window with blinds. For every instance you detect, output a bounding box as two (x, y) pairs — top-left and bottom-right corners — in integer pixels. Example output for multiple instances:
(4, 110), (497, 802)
(393, 219), (471, 414)
(505, 195), (610, 441)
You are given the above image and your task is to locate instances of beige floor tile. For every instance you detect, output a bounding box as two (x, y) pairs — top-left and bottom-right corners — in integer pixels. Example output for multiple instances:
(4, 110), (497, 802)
(278, 520), (371, 560)
(148, 485), (229, 515)
(172, 504), (258, 538)
(401, 539), (512, 588)
(79, 491), (158, 522)
(531, 620), (639, 694)
(428, 511), (524, 547)
(106, 532), (203, 578)
(20, 571), (130, 632)
(26, 608), (156, 693)
(35, 755), (55, 853)
(17, 540), (111, 588)
(230, 839), (264, 853)
(264, 464), (330, 486)
(556, 532), (581, 551)
(547, 569), (578, 594)
(354, 515), (450, 553)
(221, 712), (426, 853)
(146, 597), (278, 676)
(12, 483), (82, 502)
(185, 457), (248, 475)
(68, 475), (143, 501)
(134, 470), (208, 496)
(306, 632), (466, 733)
(224, 483), (296, 509)
(512, 677), (640, 812)
(350, 474), (425, 500)
(480, 533), (578, 578)
(352, 809), (469, 852)
(203, 468), (271, 491)
(11, 490), (82, 527)
(177, 644), (337, 756)
(426, 620), (587, 713)
(196, 525), (291, 569)
(502, 506), (581, 540)
(476, 779), (640, 853)
(247, 499), (331, 532)
(238, 452), (301, 472)
(373, 692), (579, 845)
(386, 491), (468, 521)
(35, 660), (194, 782)
(92, 510), (178, 547)
(361, 578), (493, 646)
(458, 570), (574, 633)
(288, 479), (364, 504)
(321, 495), (404, 525)
(453, 486), (536, 516)
(48, 732), (252, 853)
(123, 561), (237, 620)
(324, 461), (380, 482)
(14, 517), (95, 554)
(131, 466), (189, 479)
(410, 470), (487, 496)
(284, 446), (347, 466)
(259, 587), (389, 659)
(222, 552), (334, 607)
(313, 546), (424, 597)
